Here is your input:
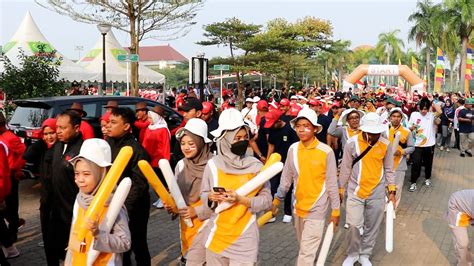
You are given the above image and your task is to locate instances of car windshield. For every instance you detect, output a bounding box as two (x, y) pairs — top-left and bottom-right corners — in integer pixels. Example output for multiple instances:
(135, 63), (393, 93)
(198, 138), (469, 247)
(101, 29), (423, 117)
(9, 106), (50, 128)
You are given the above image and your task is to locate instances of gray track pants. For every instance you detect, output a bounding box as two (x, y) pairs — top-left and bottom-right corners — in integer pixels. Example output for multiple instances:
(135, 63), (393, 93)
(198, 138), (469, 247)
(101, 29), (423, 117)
(450, 225), (472, 266)
(345, 194), (385, 257)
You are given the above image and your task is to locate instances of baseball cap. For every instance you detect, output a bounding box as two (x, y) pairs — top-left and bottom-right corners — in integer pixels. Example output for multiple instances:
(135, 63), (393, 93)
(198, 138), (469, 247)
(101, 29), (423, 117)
(245, 98), (254, 103)
(263, 110), (282, 128)
(178, 97), (203, 112)
(202, 102), (213, 114)
(257, 100), (269, 111)
(280, 98), (290, 106)
(308, 99), (322, 106)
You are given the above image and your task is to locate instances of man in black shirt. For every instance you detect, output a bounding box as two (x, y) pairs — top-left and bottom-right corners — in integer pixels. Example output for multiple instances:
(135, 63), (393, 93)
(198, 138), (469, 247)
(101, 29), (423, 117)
(264, 110), (299, 223)
(107, 108), (151, 266)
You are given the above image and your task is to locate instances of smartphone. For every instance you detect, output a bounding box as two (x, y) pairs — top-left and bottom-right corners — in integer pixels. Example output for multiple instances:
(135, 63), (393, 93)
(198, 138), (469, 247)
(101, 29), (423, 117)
(213, 187), (226, 193)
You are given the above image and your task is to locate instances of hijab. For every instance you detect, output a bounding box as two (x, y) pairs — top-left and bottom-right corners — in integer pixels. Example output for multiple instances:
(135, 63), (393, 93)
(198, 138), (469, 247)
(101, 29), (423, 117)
(176, 130), (213, 204)
(74, 158), (110, 209)
(147, 110), (169, 131)
(212, 126), (262, 175)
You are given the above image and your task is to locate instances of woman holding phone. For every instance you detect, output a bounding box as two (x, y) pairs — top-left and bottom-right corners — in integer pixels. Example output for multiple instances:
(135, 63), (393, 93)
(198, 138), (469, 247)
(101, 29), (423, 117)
(200, 109), (272, 265)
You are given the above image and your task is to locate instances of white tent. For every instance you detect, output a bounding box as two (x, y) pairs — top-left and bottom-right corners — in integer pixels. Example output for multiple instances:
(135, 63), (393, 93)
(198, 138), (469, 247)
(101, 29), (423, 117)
(79, 30), (165, 84)
(2, 12), (95, 81)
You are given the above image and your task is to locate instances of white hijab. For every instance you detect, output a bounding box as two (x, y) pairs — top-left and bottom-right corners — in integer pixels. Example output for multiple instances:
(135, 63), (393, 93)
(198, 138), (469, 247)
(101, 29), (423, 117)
(147, 110), (169, 132)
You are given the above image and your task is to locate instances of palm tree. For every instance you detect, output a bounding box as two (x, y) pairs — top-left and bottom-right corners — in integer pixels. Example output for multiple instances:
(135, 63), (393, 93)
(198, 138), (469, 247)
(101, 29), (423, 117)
(444, 0), (473, 94)
(376, 30), (405, 65)
(408, 0), (443, 91)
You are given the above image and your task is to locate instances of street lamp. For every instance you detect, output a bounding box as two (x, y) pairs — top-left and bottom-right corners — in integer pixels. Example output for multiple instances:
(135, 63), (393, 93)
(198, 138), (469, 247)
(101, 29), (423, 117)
(97, 23), (111, 96)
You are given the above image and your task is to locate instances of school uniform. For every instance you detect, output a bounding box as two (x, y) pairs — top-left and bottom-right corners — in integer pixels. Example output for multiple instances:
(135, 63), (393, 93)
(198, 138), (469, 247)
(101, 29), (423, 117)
(339, 133), (395, 257)
(276, 138), (340, 265)
(388, 125), (414, 207)
(446, 190), (473, 266)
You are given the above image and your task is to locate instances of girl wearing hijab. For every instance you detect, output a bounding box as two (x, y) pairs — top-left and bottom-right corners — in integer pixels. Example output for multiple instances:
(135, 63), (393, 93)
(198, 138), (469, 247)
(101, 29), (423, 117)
(142, 106), (171, 208)
(170, 118), (214, 265)
(200, 108), (272, 265)
(66, 138), (131, 265)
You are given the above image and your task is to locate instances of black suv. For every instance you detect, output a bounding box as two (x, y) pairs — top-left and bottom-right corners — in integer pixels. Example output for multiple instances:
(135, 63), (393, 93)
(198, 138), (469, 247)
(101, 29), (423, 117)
(8, 95), (182, 146)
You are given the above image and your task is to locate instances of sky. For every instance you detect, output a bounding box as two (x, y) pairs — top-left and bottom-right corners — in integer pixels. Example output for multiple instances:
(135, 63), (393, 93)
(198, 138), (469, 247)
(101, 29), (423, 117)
(0, 0), (442, 61)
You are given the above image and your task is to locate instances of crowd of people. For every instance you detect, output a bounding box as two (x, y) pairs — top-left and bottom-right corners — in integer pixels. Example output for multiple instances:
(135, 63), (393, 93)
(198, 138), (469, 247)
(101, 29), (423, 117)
(0, 84), (472, 266)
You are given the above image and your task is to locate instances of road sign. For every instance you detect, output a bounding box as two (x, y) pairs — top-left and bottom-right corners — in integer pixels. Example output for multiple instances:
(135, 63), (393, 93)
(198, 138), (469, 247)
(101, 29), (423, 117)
(117, 54), (139, 62)
(213, 64), (230, 71)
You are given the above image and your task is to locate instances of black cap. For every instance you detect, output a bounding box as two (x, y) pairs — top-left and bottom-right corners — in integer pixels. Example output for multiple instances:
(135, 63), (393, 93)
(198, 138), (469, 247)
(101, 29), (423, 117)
(178, 97), (203, 112)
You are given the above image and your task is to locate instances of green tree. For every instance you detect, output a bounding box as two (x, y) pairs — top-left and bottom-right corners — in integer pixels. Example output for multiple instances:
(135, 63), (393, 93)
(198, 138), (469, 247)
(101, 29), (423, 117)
(197, 17), (261, 106)
(408, 0), (443, 91)
(154, 63), (189, 89)
(440, 27), (461, 90)
(0, 47), (65, 106)
(375, 29), (405, 64)
(444, 0), (473, 94)
(38, 0), (202, 96)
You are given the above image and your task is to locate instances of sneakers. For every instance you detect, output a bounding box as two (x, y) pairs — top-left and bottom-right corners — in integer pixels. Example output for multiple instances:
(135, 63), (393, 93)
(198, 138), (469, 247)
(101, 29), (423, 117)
(466, 151), (473, 157)
(2, 245), (20, 259)
(282, 215), (292, 223)
(409, 183), (417, 192)
(461, 152), (466, 157)
(440, 146), (444, 151)
(344, 223), (350, 229)
(267, 217), (276, 223)
(424, 179), (432, 187)
(446, 147), (450, 152)
(359, 255), (373, 266)
(153, 199), (164, 209)
(342, 255), (359, 266)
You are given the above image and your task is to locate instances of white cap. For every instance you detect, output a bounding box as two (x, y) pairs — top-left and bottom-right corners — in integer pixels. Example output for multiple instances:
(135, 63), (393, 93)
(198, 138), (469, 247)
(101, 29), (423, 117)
(176, 118), (212, 143)
(290, 95), (298, 100)
(360, 112), (387, 134)
(290, 108), (322, 133)
(338, 108), (365, 126)
(211, 108), (246, 138)
(245, 98), (254, 103)
(388, 107), (408, 122)
(252, 96), (261, 102)
(69, 138), (112, 167)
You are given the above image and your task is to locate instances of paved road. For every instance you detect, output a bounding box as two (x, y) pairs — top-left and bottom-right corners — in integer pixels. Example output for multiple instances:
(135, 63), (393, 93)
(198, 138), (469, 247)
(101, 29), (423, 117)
(8, 149), (473, 265)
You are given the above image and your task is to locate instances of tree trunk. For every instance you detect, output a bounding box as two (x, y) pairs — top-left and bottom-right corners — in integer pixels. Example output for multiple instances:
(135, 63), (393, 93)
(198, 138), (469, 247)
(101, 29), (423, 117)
(130, 15), (139, 96)
(426, 48), (431, 92)
(450, 62), (455, 91)
(459, 37), (468, 95)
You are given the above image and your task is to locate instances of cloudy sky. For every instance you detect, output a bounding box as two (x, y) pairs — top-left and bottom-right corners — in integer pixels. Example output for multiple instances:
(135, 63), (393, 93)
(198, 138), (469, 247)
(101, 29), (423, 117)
(1, 0), (441, 61)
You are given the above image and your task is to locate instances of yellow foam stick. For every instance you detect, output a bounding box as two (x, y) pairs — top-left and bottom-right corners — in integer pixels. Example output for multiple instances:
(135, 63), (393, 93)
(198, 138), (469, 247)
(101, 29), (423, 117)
(230, 153), (282, 224)
(257, 198), (280, 226)
(138, 160), (177, 213)
(76, 146), (133, 244)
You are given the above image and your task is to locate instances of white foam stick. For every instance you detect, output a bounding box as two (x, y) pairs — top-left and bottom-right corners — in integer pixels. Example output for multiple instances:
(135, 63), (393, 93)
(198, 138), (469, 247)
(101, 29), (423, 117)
(316, 222), (334, 266)
(391, 131), (401, 155)
(159, 159), (193, 228)
(386, 201), (394, 253)
(87, 178), (132, 266)
(215, 162), (284, 214)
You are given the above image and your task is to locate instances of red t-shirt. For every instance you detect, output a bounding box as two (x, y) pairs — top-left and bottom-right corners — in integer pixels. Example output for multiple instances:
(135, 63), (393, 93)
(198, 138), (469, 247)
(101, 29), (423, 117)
(142, 127), (171, 167)
(134, 119), (150, 144)
(0, 130), (26, 180)
(80, 121), (95, 140)
(0, 142), (10, 202)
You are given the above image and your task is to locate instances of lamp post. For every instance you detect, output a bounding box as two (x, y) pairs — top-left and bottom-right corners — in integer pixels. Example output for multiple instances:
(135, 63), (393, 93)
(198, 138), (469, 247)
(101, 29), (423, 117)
(97, 23), (111, 96)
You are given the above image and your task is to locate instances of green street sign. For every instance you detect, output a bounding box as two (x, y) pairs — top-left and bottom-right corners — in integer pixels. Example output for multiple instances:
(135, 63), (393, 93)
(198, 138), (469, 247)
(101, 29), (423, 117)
(117, 54), (139, 62)
(213, 64), (230, 71)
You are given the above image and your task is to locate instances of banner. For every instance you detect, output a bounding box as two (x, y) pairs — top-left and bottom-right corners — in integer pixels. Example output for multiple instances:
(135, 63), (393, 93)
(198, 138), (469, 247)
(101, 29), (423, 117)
(434, 47), (444, 92)
(411, 56), (420, 76)
(398, 59), (404, 88)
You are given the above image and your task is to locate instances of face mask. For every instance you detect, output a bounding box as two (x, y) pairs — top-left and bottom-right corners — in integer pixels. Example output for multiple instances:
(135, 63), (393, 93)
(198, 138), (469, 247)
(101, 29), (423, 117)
(230, 140), (249, 156)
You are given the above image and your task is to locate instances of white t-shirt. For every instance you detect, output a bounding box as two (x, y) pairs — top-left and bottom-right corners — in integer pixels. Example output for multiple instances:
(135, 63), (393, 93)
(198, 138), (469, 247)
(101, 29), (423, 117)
(408, 112), (437, 147)
(453, 106), (465, 130)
